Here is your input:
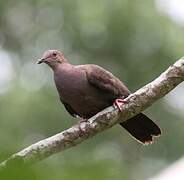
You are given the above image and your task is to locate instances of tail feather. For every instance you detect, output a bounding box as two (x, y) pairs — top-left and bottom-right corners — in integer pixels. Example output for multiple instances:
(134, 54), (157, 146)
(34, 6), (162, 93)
(120, 113), (161, 144)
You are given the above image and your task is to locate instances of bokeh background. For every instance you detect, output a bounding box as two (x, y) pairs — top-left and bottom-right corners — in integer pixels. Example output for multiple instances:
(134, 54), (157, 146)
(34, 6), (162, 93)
(0, 0), (184, 179)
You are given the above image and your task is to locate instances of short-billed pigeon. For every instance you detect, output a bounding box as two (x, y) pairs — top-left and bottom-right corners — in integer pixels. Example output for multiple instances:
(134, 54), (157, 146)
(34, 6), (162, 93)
(37, 49), (161, 144)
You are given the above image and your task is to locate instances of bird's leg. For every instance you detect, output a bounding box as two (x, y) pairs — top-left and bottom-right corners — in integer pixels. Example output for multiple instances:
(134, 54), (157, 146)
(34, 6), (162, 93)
(113, 98), (128, 111)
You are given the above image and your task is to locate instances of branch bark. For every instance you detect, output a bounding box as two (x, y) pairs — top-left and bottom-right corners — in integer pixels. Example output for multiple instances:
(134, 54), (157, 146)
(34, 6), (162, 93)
(1, 57), (184, 170)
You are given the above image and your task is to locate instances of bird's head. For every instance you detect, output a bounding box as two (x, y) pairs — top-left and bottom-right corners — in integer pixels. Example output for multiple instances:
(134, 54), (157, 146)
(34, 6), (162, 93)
(37, 49), (67, 68)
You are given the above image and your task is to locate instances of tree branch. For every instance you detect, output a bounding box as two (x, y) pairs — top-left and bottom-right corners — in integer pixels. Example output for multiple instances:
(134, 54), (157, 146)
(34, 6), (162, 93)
(1, 57), (184, 170)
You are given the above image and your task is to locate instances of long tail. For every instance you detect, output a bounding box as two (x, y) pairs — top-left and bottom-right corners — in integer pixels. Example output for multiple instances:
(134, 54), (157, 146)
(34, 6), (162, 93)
(120, 113), (161, 145)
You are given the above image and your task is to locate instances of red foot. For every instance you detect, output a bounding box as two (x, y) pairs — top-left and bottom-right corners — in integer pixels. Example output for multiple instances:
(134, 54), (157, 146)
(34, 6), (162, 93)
(113, 99), (128, 111)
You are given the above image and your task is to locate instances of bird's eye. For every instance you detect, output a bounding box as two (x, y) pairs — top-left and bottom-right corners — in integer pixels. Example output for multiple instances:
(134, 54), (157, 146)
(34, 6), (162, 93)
(53, 52), (57, 56)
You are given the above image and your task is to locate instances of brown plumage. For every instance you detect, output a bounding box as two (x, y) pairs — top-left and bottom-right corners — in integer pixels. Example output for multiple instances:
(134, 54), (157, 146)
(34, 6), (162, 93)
(37, 49), (161, 144)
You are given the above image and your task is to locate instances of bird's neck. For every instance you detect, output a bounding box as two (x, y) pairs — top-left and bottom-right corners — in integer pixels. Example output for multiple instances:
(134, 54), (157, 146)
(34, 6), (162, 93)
(53, 63), (75, 88)
(52, 62), (73, 73)
(50, 61), (71, 71)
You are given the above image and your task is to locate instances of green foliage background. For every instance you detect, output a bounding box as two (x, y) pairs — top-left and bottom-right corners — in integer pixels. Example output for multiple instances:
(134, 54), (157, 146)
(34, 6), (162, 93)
(0, 0), (184, 179)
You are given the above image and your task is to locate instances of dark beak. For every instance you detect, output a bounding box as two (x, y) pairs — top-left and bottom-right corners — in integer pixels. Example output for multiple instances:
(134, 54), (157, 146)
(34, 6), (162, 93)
(37, 58), (45, 64)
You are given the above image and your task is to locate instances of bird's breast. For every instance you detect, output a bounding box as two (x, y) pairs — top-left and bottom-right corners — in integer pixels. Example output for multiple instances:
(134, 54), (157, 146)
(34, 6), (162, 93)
(54, 69), (86, 98)
(54, 68), (111, 118)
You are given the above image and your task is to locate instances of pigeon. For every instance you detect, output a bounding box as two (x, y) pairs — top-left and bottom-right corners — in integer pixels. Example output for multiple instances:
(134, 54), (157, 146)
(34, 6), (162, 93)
(37, 49), (161, 144)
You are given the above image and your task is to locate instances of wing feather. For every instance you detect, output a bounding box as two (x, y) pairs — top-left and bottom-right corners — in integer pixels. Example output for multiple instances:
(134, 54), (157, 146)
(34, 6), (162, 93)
(83, 64), (130, 98)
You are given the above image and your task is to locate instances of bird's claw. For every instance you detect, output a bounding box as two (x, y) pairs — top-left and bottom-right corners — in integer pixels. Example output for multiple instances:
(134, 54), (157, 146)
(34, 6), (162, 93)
(79, 118), (88, 123)
(113, 98), (128, 111)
